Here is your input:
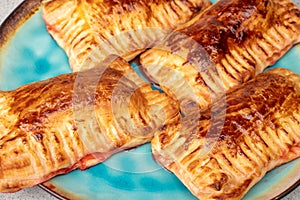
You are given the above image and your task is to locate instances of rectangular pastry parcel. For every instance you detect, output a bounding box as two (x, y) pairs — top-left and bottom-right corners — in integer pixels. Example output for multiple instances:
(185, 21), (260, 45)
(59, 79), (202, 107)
(42, 0), (211, 71)
(140, 0), (300, 110)
(152, 68), (300, 200)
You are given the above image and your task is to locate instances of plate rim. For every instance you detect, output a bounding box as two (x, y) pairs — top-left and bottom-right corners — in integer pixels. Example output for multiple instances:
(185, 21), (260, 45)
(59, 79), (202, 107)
(0, 1), (299, 200)
(0, 0), (41, 48)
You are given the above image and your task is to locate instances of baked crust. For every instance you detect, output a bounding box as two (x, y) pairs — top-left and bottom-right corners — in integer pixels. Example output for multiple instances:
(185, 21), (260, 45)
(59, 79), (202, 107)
(42, 0), (211, 71)
(152, 68), (300, 200)
(0, 56), (179, 192)
(140, 0), (300, 109)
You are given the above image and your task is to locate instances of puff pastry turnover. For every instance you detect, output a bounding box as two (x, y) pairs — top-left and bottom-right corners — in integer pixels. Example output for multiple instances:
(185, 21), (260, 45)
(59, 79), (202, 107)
(0, 56), (179, 192)
(152, 68), (300, 200)
(42, 0), (211, 71)
(140, 0), (300, 109)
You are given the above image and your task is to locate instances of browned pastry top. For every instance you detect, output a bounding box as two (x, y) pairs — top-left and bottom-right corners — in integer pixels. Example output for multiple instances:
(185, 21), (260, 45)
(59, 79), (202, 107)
(42, 0), (211, 71)
(0, 56), (179, 192)
(140, 0), (300, 111)
(202, 70), (299, 139)
(178, 0), (300, 63)
(152, 68), (300, 200)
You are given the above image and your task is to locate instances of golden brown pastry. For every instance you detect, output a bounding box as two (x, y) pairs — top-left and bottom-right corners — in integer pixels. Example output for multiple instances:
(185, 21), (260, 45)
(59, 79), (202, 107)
(42, 0), (211, 72)
(152, 68), (300, 200)
(140, 0), (300, 109)
(0, 56), (179, 192)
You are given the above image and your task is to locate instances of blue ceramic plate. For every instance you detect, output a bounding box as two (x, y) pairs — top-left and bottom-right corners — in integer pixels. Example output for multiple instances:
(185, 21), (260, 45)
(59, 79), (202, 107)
(0, 0), (299, 199)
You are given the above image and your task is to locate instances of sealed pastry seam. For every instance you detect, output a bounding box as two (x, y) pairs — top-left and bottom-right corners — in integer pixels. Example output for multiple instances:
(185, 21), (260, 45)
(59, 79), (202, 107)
(0, 57), (180, 192)
(42, 0), (211, 72)
(140, 0), (300, 110)
(152, 68), (300, 200)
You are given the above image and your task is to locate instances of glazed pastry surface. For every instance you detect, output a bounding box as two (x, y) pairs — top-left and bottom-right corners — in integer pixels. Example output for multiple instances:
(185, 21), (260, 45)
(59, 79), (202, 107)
(152, 68), (300, 200)
(140, 0), (300, 109)
(42, 0), (211, 71)
(0, 57), (179, 192)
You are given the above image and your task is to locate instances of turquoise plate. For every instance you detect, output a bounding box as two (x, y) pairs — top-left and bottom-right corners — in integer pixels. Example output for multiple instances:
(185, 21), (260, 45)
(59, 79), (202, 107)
(0, 0), (299, 199)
